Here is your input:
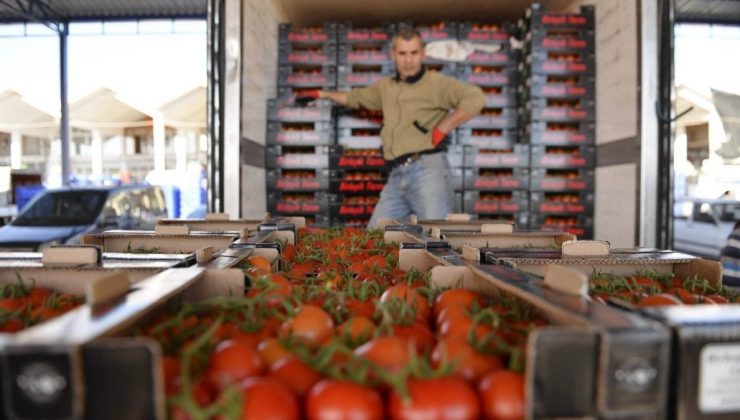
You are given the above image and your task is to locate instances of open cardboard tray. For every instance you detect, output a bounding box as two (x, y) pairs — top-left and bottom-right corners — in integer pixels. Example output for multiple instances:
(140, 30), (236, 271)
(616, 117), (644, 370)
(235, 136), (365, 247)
(81, 226), (241, 254)
(480, 240), (736, 420)
(0, 267), (245, 420)
(400, 247), (670, 419)
(158, 214), (305, 238)
(427, 223), (576, 252)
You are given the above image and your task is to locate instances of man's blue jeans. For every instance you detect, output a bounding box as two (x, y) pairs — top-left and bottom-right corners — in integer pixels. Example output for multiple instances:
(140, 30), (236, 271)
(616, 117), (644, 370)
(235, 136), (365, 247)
(367, 152), (455, 228)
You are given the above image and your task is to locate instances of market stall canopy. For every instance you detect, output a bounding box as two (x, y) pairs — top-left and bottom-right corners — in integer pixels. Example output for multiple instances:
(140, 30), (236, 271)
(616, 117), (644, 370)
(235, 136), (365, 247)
(0, 0), (206, 23)
(0, 90), (57, 138)
(69, 87), (152, 136)
(159, 86), (206, 130)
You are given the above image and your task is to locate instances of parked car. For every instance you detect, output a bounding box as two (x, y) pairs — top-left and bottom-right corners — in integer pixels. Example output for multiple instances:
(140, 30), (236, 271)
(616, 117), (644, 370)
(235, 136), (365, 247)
(673, 198), (740, 259)
(0, 185), (167, 251)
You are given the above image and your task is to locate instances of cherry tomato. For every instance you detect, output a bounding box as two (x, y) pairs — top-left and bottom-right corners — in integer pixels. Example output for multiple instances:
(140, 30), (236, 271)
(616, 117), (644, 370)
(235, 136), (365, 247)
(306, 379), (384, 420)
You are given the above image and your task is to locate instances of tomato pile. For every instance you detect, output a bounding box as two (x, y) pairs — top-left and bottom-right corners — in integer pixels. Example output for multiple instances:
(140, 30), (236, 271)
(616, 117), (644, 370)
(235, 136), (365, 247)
(143, 228), (541, 419)
(590, 270), (738, 306)
(0, 278), (84, 333)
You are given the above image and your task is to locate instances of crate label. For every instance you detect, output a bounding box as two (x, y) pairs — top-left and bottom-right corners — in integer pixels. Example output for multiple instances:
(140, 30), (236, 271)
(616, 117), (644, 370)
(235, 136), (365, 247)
(699, 344), (740, 413)
(338, 181), (364, 192)
(466, 52), (510, 63)
(462, 31), (508, 42)
(540, 14), (589, 26)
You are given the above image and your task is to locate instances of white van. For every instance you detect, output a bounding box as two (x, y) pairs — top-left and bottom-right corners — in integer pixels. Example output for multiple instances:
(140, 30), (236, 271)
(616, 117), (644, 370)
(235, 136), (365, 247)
(673, 198), (740, 259)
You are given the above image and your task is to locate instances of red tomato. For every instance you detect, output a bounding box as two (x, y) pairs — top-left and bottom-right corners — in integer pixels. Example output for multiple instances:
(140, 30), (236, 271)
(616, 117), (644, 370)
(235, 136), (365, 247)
(637, 294), (683, 307)
(354, 336), (410, 372)
(257, 337), (292, 368)
(337, 316), (376, 346)
(391, 323), (435, 354)
(27, 287), (52, 307)
(345, 298), (376, 319)
(279, 305), (334, 348)
(705, 294), (730, 304)
(205, 339), (264, 391)
(479, 370), (525, 420)
(0, 318), (24, 333)
(388, 377), (481, 420)
(380, 284), (430, 324)
(161, 356), (180, 395)
(239, 377), (299, 420)
(306, 379), (384, 420)
(0, 298), (25, 312)
(268, 355), (322, 398)
(433, 289), (481, 319)
(432, 337), (503, 384)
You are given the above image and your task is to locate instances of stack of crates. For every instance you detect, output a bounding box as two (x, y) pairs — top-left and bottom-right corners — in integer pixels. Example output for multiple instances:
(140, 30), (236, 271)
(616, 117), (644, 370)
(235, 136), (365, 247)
(519, 4), (596, 238)
(456, 22), (527, 227)
(266, 23), (339, 226)
(331, 23), (396, 227)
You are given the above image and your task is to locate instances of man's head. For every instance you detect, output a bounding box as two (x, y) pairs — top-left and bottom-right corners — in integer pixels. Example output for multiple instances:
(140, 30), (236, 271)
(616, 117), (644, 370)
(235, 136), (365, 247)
(390, 27), (425, 81)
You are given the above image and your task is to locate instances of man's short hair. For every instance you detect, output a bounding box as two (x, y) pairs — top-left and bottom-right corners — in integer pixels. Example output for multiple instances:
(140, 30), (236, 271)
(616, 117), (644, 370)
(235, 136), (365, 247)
(392, 26), (423, 47)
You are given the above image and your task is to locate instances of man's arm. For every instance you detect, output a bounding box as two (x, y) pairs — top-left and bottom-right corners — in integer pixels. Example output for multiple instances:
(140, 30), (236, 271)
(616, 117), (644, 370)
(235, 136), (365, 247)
(433, 77), (486, 145)
(318, 90), (349, 106)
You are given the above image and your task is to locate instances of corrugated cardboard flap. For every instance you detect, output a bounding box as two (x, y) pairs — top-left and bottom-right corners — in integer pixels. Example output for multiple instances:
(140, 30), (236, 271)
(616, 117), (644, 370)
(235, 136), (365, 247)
(481, 223), (515, 233)
(461, 244), (481, 261)
(195, 247), (216, 264)
(205, 212), (230, 221)
(445, 213), (472, 222)
(154, 225), (189, 235)
(86, 271), (130, 306)
(544, 264), (589, 297)
(42, 245), (102, 267)
(562, 240), (610, 257)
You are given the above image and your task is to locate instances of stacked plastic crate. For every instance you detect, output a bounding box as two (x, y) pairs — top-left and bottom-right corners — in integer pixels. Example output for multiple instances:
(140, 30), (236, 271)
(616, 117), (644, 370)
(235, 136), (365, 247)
(266, 23), (338, 226)
(519, 4), (596, 238)
(456, 22), (528, 227)
(331, 23), (395, 227)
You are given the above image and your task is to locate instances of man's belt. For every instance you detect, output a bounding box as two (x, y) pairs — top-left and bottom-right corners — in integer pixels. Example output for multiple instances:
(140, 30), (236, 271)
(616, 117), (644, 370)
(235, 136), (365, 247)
(388, 146), (447, 169)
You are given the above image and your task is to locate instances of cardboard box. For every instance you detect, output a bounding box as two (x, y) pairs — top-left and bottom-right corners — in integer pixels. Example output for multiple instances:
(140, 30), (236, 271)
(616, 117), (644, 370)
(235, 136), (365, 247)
(400, 247), (670, 419)
(428, 224), (575, 253)
(82, 228), (239, 254)
(0, 267), (243, 420)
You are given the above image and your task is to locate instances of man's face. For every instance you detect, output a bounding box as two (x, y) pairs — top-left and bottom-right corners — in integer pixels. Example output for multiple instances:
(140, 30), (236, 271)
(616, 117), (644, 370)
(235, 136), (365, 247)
(391, 36), (425, 80)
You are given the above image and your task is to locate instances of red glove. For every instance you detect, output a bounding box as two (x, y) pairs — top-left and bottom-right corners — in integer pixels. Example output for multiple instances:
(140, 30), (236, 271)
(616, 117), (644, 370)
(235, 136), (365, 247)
(432, 128), (447, 146)
(295, 90), (321, 105)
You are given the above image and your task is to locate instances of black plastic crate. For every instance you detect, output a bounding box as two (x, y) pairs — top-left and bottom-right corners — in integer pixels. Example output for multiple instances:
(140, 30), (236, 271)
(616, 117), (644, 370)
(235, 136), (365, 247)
(337, 63), (394, 87)
(529, 168), (595, 191)
(525, 74), (595, 99)
(443, 145), (463, 168)
(530, 145), (596, 169)
(458, 64), (517, 87)
(279, 22), (337, 45)
(525, 121), (595, 145)
(527, 30), (595, 52)
(278, 65), (337, 87)
(266, 169), (330, 192)
(463, 168), (530, 191)
(525, 98), (595, 122)
(463, 49), (517, 65)
(451, 167), (464, 191)
(278, 42), (337, 65)
(267, 192), (330, 215)
(330, 179), (387, 195)
(415, 22), (458, 42)
(336, 110), (384, 128)
(530, 214), (593, 239)
(458, 22), (512, 44)
(267, 99), (333, 122)
(330, 146), (388, 170)
(457, 128), (517, 149)
(525, 4), (595, 30)
(329, 194), (380, 218)
(266, 145), (330, 169)
(266, 121), (335, 146)
(337, 128), (382, 150)
(530, 191), (594, 215)
(462, 107), (518, 129)
(463, 192), (529, 215)
(481, 86), (517, 108)
(464, 144), (530, 168)
(426, 62), (458, 77)
(526, 50), (595, 75)
(337, 43), (391, 64)
(337, 22), (394, 44)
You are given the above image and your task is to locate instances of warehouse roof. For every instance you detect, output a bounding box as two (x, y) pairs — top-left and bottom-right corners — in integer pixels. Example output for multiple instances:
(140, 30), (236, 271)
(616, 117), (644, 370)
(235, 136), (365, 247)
(0, 0), (206, 23)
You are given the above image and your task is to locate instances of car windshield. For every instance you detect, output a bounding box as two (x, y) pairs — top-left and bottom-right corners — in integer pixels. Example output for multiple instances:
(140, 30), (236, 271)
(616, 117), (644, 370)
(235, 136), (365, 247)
(13, 191), (108, 227)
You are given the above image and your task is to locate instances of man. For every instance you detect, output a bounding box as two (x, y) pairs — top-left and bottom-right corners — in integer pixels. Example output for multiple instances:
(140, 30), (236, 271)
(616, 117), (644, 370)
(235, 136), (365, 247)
(298, 27), (485, 228)
(721, 221), (740, 287)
